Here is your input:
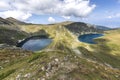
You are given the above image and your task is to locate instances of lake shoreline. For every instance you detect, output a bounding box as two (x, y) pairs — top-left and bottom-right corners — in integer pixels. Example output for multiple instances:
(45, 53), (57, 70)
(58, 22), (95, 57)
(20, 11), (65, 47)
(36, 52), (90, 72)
(78, 34), (104, 44)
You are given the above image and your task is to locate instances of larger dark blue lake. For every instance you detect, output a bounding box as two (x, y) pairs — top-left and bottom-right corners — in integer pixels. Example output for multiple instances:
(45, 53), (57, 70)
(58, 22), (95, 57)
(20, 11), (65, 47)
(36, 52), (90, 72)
(78, 34), (103, 44)
(22, 39), (52, 51)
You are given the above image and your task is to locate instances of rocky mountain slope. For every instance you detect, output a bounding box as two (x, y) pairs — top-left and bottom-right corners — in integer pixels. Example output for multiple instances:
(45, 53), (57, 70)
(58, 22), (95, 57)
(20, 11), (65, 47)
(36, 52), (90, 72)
(0, 17), (13, 25)
(94, 25), (110, 30)
(0, 17), (27, 25)
(6, 17), (26, 25)
(49, 21), (110, 36)
(0, 17), (20, 30)
(0, 18), (120, 80)
(0, 28), (29, 45)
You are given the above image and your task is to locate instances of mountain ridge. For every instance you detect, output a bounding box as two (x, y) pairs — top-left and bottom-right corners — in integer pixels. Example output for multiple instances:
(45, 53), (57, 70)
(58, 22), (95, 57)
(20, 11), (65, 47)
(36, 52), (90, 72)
(0, 17), (13, 25)
(0, 17), (120, 80)
(6, 17), (26, 25)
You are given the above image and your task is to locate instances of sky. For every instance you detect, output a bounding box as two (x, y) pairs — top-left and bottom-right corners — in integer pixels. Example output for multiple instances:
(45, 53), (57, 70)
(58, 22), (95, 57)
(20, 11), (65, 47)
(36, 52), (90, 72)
(0, 0), (120, 28)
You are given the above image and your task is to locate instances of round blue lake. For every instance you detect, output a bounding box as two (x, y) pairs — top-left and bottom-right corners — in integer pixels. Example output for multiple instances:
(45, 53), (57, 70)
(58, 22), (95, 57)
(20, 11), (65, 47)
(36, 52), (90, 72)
(22, 39), (52, 51)
(78, 34), (103, 44)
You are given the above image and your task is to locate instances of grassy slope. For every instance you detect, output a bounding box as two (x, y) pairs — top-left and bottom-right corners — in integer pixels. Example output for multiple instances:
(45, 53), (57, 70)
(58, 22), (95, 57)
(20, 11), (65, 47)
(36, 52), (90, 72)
(0, 25), (120, 80)
(0, 48), (33, 68)
(103, 29), (120, 56)
(0, 27), (29, 45)
(0, 25), (33, 79)
(79, 29), (120, 69)
(1, 51), (120, 80)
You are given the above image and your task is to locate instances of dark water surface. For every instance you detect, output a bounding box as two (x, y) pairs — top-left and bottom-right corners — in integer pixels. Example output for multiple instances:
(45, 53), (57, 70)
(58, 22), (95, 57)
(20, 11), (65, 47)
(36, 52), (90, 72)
(78, 34), (103, 44)
(22, 39), (52, 51)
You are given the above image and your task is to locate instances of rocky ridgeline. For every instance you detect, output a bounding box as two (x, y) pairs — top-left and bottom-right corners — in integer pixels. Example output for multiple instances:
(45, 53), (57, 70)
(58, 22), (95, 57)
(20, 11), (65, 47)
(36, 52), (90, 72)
(12, 52), (120, 80)
(63, 22), (104, 36)
(14, 55), (88, 79)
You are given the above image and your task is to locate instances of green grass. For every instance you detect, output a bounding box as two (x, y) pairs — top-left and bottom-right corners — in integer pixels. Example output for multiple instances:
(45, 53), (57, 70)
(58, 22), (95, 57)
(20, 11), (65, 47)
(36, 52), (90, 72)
(28, 52), (45, 63)
(0, 48), (32, 67)
(1, 50), (120, 80)
(0, 69), (16, 80)
(0, 28), (29, 45)
(78, 29), (120, 69)
(0, 24), (120, 80)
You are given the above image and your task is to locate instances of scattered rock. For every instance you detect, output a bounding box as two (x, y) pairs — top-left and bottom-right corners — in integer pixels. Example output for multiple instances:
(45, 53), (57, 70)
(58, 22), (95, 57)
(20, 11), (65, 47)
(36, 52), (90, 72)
(16, 74), (22, 80)
(41, 78), (45, 80)
(24, 73), (31, 78)
(74, 56), (77, 58)
(0, 44), (10, 48)
(46, 63), (52, 72)
(61, 62), (64, 66)
(64, 56), (68, 61)
(115, 75), (119, 78)
(55, 58), (59, 62)
(46, 72), (49, 77)
(0, 66), (3, 69)
(41, 66), (45, 71)
(5, 60), (10, 63)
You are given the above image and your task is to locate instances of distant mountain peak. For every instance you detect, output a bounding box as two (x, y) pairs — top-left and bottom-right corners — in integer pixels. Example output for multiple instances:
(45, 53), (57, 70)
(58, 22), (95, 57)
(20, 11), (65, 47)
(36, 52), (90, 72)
(6, 17), (26, 25)
(6, 17), (18, 21)
(0, 17), (4, 19)
(0, 17), (14, 25)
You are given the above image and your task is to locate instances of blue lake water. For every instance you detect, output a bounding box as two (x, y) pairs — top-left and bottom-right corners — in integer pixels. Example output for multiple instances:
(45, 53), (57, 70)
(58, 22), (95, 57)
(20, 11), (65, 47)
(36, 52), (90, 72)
(22, 39), (52, 51)
(78, 34), (103, 44)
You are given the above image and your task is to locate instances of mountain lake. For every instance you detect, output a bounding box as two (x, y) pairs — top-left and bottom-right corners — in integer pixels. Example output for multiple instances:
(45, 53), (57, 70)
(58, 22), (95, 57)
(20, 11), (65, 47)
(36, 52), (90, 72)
(78, 34), (103, 44)
(21, 38), (52, 51)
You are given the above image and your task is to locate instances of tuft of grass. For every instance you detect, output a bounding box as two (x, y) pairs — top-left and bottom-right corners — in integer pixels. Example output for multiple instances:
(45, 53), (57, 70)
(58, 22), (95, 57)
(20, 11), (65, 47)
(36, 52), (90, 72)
(28, 52), (45, 63)
(0, 69), (16, 80)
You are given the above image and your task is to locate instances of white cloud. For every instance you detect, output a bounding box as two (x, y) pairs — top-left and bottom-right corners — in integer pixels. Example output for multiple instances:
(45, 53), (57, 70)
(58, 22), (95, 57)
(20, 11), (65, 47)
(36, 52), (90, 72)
(62, 16), (71, 19)
(0, 10), (32, 21)
(0, 0), (96, 21)
(107, 16), (112, 19)
(59, 0), (96, 17)
(0, 0), (11, 10)
(48, 17), (56, 23)
(107, 13), (120, 19)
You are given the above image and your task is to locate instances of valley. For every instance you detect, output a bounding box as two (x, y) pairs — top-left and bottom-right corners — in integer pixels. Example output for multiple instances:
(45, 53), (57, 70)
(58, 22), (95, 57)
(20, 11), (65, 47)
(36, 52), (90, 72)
(0, 17), (120, 80)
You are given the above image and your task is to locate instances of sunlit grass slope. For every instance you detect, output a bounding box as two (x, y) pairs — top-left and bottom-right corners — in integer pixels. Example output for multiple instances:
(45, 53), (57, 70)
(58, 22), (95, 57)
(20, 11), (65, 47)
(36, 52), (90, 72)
(0, 24), (120, 80)
(1, 51), (120, 80)
(79, 29), (120, 69)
